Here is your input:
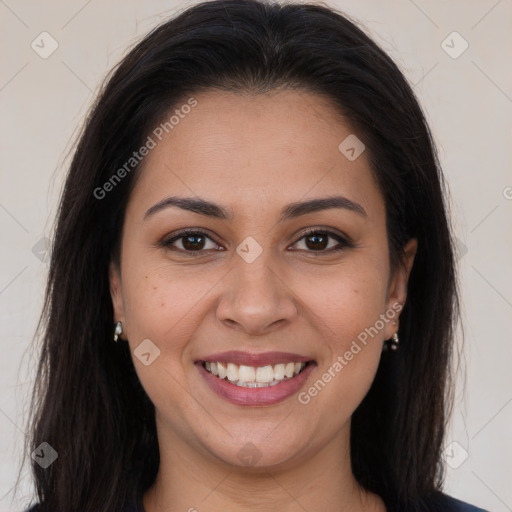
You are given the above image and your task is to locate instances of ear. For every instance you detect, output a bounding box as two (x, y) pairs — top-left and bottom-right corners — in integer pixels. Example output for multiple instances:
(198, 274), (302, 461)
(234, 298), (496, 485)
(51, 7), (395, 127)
(109, 261), (126, 337)
(384, 238), (417, 337)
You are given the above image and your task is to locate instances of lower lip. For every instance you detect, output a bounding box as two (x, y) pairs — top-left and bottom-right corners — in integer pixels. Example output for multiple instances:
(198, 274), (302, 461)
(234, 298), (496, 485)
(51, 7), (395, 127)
(196, 362), (316, 406)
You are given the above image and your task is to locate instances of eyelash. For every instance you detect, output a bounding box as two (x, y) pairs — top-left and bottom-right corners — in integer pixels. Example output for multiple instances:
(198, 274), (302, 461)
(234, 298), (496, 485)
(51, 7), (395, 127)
(160, 227), (353, 255)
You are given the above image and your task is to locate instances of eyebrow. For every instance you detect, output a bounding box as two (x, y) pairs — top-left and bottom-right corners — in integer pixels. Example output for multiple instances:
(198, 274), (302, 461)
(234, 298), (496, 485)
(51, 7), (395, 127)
(144, 195), (367, 222)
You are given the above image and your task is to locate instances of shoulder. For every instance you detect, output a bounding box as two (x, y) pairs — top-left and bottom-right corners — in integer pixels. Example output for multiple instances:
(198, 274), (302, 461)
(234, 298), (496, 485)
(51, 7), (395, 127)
(425, 492), (491, 512)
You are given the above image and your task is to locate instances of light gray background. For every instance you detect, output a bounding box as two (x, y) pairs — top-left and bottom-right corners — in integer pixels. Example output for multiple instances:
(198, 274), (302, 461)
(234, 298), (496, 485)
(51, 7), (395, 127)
(1, 1), (511, 511)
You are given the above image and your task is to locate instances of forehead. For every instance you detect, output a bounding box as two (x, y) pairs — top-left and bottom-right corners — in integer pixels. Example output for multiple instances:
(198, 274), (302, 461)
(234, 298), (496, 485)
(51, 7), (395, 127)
(126, 89), (384, 221)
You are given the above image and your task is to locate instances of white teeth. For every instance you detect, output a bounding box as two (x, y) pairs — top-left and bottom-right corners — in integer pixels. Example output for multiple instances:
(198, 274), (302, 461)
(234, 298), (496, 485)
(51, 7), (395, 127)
(285, 362), (295, 378)
(238, 364), (256, 381)
(227, 363), (238, 382)
(256, 365), (274, 383)
(274, 363), (285, 380)
(217, 362), (227, 379)
(203, 361), (308, 387)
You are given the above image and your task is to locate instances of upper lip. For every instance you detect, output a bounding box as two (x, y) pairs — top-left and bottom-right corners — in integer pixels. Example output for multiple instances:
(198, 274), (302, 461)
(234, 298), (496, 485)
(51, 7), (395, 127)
(197, 351), (313, 367)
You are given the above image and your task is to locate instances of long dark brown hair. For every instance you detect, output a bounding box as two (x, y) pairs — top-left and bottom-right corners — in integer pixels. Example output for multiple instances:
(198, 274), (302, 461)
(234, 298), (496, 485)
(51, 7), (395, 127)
(21, 1), (459, 510)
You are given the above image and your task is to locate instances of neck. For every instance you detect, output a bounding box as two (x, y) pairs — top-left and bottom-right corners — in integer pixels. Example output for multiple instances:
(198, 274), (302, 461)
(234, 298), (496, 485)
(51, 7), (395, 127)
(143, 418), (386, 512)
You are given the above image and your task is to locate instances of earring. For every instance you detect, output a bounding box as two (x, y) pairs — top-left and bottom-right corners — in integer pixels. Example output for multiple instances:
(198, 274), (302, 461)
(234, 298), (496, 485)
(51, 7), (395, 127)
(389, 332), (399, 351)
(383, 331), (399, 352)
(113, 321), (123, 343)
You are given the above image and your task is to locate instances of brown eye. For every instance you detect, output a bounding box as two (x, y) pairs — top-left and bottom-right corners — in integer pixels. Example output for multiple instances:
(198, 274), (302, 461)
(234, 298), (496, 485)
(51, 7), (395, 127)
(304, 232), (329, 250)
(181, 233), (206, 251)
(162, 230), (221, 252)
(291, 229), (352, 253)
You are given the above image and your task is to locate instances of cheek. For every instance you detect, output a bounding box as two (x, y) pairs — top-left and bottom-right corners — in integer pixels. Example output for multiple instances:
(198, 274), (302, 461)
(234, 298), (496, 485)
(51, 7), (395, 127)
(122, 264), (218, 346)
(292, 258), (388, 411)
(120, 263), (216, 422)
(292, 256), (389, 346)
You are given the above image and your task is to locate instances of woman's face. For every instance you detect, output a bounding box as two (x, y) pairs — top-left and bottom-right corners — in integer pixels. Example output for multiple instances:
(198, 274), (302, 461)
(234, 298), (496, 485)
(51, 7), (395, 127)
(110, 89), (416, 470)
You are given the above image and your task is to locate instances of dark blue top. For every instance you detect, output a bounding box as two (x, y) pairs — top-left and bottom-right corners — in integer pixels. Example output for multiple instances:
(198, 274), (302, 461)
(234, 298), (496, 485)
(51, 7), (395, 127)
(24, 492), (491, 511)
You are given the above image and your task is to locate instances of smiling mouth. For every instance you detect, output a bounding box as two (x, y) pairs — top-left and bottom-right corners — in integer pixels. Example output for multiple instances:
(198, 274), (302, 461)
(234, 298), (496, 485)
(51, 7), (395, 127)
(201, 361), (312, 388)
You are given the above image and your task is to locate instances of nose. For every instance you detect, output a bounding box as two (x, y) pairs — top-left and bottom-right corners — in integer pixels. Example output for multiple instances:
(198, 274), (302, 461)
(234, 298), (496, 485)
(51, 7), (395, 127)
(216, 251), (298, 336)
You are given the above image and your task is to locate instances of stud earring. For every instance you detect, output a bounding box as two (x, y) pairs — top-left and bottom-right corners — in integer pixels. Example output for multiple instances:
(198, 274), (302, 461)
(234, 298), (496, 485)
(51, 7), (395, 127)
(383, 331), (399, 352)
(389, 332), (399, 351)
(113, 322), (123, 343)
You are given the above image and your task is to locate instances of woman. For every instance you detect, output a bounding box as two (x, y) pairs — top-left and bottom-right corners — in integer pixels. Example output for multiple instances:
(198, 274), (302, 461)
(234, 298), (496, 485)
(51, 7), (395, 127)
(22, 0), (489, 510)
